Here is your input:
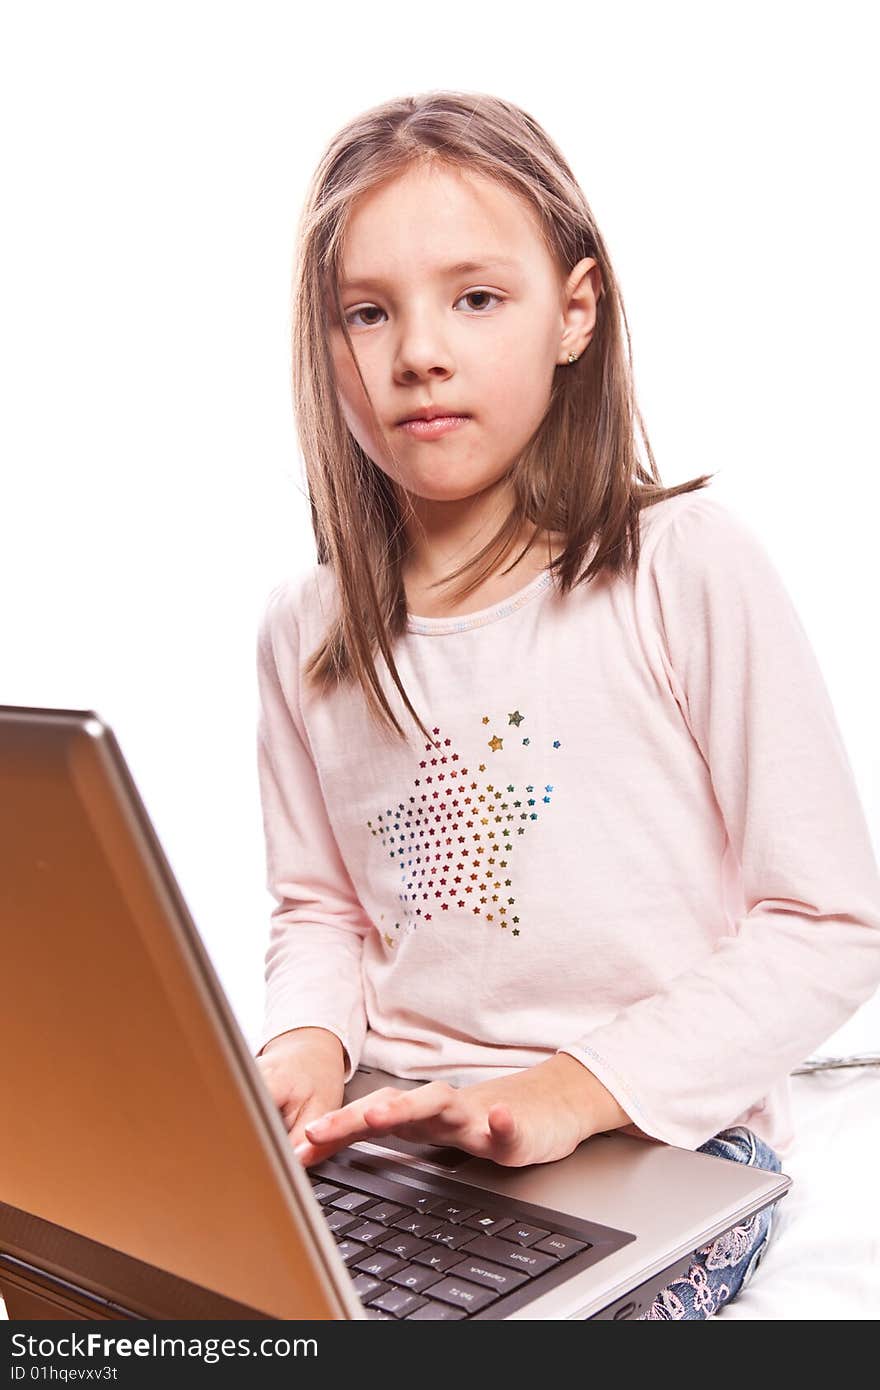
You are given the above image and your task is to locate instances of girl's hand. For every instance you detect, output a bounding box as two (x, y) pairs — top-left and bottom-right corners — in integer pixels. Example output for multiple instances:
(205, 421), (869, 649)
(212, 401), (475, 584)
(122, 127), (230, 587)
(254, 1026), (347, 1152)
(294, 1054), (630, 1168)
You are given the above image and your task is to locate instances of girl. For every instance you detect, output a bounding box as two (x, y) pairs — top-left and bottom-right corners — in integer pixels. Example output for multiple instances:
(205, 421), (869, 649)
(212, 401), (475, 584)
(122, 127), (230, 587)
(253, 91), (880, 1319)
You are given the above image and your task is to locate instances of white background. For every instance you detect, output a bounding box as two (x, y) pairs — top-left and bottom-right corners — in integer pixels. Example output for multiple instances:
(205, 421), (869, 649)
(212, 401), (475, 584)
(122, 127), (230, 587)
(2, 0), (877, 1057)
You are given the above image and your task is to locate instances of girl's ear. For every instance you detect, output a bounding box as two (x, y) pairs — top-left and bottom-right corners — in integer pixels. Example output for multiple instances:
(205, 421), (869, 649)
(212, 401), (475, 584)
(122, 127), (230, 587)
(560, 256), (603, 360)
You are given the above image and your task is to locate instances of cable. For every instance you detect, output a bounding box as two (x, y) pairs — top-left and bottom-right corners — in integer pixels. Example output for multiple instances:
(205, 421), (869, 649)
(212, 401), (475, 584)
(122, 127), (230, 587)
(791, 1052), (880, 1075)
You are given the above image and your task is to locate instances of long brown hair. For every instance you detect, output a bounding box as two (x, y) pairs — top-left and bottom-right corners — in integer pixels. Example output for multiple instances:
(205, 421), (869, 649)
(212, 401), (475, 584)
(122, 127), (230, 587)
(290, 89), (716, 748)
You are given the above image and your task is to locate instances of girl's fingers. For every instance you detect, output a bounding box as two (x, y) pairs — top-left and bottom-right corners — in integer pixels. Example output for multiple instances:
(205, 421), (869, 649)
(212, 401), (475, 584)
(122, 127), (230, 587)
(291, 1117), (347, 1165)
(294, 1123), (364, 1166)
(296, 1096), (520, 1168)
(366, 1082), (465, 1131)
(305, 1082), (464, 1146)
(486, 1102), (518, 1146)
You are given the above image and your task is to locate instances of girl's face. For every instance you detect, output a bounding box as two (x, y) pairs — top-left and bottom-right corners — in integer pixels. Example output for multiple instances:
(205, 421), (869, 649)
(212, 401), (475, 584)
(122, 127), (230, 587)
(328, 162), (599, 509)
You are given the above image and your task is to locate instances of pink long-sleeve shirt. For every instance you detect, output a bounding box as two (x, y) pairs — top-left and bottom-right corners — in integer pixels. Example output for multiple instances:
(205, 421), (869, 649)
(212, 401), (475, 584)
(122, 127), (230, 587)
(254, 489), (880, 1156)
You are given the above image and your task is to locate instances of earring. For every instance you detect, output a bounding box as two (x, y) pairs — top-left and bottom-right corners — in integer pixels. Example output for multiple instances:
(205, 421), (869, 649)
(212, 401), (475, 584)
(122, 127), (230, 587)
(567, 351), (579, 364)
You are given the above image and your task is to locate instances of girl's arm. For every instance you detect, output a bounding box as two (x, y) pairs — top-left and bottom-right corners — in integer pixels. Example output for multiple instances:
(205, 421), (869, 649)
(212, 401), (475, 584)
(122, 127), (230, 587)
(254, 578), (369, 1078)
(557, 496), (880, 1151)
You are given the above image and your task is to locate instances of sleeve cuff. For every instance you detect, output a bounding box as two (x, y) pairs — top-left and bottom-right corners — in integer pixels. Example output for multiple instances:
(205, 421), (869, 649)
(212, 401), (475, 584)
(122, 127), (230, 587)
(556, 1043), (706, 1151)
(256, 1022), (359, 1084)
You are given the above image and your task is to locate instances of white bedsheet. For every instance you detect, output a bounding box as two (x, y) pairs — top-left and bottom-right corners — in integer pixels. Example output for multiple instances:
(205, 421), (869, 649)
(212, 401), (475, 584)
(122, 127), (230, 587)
(713, 1066), (880, 1319)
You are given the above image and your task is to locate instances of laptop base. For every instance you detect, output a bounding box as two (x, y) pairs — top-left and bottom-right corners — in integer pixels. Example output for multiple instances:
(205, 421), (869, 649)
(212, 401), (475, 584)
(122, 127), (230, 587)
(0, 1197), (700, 1321)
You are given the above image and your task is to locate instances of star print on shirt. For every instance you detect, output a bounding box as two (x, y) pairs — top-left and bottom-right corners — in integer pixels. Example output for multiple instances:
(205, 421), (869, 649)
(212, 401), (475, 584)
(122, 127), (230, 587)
(364, 713), (561, 944)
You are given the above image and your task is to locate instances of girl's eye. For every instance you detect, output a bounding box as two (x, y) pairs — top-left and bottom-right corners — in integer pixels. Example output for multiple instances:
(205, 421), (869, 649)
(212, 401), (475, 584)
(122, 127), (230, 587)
(344, 288), (503, 328)
(345, 305), (385, 328)
(457, 288), (502, 313)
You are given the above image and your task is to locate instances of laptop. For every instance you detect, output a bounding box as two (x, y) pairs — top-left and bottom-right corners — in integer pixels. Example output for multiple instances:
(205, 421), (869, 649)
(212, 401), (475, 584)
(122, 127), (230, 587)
(0, 705), (791, 1321)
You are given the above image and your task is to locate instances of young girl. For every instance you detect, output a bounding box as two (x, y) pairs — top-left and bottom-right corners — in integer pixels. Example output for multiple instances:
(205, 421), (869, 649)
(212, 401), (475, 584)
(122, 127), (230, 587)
(252, 90), (880, 1320)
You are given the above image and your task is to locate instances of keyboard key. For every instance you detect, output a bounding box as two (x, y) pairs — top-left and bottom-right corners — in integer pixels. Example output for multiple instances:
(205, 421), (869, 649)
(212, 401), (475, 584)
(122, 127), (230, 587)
(369, 1287), (429, 1318)
(534, 1233), (590, 1260)
(462, 1212), (516, 1236)
(498, 1222), (552, 1247)
(405, 1300), (467, 1319)
(391, 1213), (444, 1238)
(411, 1193), (448, 1214)
(379, 1232), (431, 1261)
(365, 1307), (395, 1319)
(427, 1276), (500, 1313)
(336, 1239), (368, 1265)
(362, 1200), (412, 1224)
(351, 1273), (391, 1300)
(329, 1191), (374, 1213)
(411, 1245), (465, 1273)
(344, 1220), (391, 1246)
(461, 1233), (557, 1277)
(423, 1222), (476, 1249)
(324, 1209), (360, 1235)
(353, 1250), (408, 1279)
(388, 1264), (445, 1293)
(310, 1182), (343, 1204)
(447, 1256), (528, 1295)
(430, 1200), (480, 1224)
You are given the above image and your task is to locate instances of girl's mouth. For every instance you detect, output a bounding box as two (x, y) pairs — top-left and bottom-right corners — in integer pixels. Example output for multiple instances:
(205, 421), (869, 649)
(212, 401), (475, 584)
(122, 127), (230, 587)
(397, 415), (471, 439)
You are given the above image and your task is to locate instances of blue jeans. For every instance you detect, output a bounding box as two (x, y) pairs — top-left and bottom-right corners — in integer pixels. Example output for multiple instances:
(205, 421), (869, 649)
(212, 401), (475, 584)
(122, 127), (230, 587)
(639, 1125), (783, 1319)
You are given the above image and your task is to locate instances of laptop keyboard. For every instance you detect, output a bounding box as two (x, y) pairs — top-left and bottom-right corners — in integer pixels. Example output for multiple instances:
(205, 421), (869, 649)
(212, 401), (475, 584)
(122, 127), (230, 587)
(308, 1156), (635, 1319)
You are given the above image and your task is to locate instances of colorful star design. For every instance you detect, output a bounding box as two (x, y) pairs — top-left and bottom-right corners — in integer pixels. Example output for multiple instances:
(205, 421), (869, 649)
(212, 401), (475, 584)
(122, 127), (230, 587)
(365, 716), (558, 942)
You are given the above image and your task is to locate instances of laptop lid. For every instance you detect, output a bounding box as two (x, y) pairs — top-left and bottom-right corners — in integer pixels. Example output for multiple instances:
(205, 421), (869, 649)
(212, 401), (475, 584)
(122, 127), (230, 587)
(0, 704), (365, 1319)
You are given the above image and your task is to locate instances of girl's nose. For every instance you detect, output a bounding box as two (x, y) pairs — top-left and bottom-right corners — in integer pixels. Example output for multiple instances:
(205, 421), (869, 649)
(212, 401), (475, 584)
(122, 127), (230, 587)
(393, 319), (455, 380)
